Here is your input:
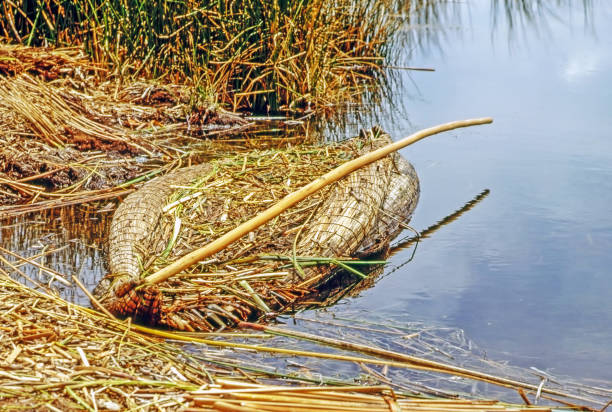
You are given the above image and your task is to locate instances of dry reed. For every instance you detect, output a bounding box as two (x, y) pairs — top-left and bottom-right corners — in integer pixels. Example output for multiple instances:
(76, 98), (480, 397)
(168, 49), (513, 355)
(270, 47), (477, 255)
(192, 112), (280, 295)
(1, 268), (603, 411)
(0, 45), (256, 212)
(0, 0), (411, 112)
(3, 268), (587, 411)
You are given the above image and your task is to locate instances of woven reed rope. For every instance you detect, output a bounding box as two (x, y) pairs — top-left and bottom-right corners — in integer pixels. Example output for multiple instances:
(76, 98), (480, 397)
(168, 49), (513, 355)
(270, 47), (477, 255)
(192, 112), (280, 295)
(294, 141), (392, 258)
(358, 154), (420, 256)
(93, 163), (212, 298)
(286, 135), (419, 286)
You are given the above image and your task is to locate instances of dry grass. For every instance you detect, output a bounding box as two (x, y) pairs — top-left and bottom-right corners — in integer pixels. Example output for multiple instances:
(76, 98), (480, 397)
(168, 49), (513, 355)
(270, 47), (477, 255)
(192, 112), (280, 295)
(0, 272), (385, 410)
(0, 45), (260, 212)
(0, 270), (602, 411)
(0, 271), (217, 410)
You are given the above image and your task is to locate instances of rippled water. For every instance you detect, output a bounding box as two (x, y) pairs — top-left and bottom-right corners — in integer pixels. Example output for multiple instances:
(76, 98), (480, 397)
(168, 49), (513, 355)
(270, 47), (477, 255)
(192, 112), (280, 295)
(2, 0), (611, 391)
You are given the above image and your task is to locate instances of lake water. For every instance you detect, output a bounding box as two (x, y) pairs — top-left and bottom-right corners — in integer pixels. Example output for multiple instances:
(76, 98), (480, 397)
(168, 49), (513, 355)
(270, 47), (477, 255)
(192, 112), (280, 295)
(326, 0), (612, 382)
(2, 0), (611, 398)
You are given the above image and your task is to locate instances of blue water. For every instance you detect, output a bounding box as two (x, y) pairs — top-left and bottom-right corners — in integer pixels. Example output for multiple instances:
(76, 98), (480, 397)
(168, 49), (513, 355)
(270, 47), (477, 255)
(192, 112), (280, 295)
(331, 0), (612, 381)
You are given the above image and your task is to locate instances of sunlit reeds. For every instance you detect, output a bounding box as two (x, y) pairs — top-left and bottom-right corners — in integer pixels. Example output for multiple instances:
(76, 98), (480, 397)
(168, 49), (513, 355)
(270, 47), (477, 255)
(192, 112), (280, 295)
(0, 265), (607, 410)
(0, 0), (409, 113)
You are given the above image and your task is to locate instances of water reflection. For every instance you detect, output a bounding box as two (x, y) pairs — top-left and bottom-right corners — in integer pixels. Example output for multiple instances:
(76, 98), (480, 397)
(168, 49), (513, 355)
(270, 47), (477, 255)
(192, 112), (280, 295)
(318, 0), (599, 141)
(0, 208), (109, 304)
(306, 189), (490, 310)
(357, 0), (612, 382)
(491, 0), (594, 34)
(388, 188), (490, 260)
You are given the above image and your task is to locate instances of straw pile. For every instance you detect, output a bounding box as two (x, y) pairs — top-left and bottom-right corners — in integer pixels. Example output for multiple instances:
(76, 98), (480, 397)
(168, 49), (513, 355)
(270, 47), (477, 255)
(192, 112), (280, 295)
(0, 44), (249, 211)
(0, 271), (589, 411)
(95, 129), (420, 331)
(0, 273), (207, 410)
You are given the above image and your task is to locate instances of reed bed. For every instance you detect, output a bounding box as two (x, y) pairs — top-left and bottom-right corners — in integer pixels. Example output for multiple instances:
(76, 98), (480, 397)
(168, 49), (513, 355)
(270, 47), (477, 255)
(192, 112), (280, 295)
(0, 271), (388, 411)
(0, 45), (261, 212)
(0, 273), (207, 410)
(0, 0), (408, 112)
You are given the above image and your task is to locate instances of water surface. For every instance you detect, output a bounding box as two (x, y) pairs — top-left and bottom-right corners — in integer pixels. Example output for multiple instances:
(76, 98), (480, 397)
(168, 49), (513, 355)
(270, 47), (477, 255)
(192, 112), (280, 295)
(334, 0), (612, 381)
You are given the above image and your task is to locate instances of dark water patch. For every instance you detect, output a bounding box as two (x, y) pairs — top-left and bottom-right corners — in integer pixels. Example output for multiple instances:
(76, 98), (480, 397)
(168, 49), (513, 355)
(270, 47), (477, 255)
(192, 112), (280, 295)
(0, 207), (109, 305)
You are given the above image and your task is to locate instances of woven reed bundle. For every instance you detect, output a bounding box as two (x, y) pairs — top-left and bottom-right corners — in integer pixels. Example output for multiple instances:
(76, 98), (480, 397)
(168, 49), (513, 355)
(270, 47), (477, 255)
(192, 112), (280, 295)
(95, 129), (419, 331)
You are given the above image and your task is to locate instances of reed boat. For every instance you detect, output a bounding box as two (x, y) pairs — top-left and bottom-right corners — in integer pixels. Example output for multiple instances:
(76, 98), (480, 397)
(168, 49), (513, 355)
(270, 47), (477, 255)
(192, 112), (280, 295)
(94, 128), (419, 331)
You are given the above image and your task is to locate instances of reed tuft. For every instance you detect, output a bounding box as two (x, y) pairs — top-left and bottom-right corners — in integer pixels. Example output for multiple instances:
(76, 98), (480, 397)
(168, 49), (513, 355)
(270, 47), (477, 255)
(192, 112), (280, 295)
(1, 0), (403, 113)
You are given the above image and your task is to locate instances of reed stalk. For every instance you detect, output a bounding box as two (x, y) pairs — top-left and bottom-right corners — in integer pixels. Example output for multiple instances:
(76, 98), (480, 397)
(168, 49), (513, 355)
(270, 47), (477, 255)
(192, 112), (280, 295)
(1, 0), (408, 112)
(0, 265), (605, 410)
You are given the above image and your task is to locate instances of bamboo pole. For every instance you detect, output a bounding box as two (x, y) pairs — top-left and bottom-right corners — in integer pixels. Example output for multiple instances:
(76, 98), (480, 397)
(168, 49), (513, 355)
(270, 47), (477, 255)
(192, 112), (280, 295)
(144, 118), (493, 285)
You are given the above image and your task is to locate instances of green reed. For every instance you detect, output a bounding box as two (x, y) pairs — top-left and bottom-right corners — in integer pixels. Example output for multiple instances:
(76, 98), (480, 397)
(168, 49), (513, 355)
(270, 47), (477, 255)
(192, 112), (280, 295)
(0, 0), (404, 113)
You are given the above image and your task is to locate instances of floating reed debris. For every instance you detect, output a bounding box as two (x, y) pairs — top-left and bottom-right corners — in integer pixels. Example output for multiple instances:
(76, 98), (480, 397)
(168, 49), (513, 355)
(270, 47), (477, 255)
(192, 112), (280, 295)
(2, 264), (592, 411)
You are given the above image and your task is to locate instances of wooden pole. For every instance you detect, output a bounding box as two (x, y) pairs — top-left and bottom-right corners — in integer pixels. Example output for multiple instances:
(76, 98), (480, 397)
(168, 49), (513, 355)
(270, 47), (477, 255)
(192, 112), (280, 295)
(144, 117), (493, 285)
